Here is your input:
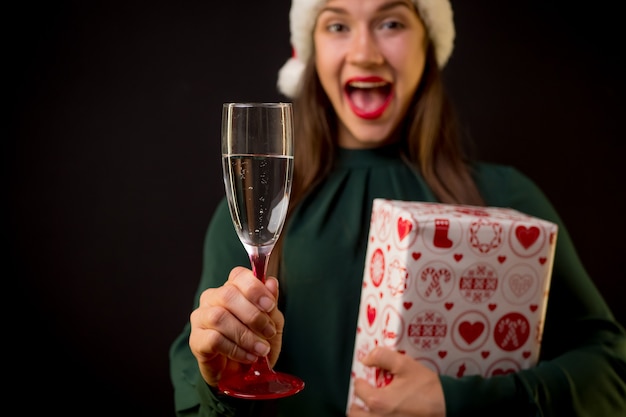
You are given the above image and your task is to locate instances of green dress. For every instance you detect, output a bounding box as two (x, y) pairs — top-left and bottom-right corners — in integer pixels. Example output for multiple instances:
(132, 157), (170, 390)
(169, 146), (626, 416)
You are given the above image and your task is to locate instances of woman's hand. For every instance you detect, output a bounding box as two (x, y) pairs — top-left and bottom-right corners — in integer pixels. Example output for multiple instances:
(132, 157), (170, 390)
(188, 266), (284, 387)
(348, 347), (446, 417)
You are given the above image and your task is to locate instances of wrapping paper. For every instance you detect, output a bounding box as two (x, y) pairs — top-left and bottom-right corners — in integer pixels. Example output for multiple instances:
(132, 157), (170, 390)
(347, 199), (558, 409)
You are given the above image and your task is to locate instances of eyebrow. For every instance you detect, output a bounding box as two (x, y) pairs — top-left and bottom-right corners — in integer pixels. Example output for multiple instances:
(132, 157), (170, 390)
(379, 0), (415, 13)
(320, 0), (414, 16)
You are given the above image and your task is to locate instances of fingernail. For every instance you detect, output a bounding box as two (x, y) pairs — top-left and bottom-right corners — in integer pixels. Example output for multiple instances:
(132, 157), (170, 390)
(259, 296), (275, 312)
(245, 353), (257, 362)
(254, 342), (270, 357)
(263, 323), (276, 338)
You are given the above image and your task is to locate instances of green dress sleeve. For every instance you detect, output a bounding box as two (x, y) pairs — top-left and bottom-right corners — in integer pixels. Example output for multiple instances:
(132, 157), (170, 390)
(439, 164), (626, 416)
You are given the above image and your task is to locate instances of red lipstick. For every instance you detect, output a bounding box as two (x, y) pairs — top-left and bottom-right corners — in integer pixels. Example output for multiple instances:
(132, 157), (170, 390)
(345, 76), (393, 120)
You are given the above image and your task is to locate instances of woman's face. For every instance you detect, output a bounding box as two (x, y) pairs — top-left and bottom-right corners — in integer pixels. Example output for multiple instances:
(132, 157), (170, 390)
(314, 0), (428, 149)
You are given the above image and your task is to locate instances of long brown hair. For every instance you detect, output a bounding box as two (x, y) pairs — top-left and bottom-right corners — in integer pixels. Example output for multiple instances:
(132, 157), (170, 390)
(269, 45), (484, 275)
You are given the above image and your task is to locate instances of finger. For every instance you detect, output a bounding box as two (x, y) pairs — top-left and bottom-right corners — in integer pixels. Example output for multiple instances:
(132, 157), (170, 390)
(361, 346), (404, 374)
(190, 304), (271, 362)
(226, 267), (277, 313)
(265, 276), (279, 301)
(263, 277), (284, 333)
(353, 348), (402, 414)
(352, 377), (386, 412)
(199, 273), (277, 340)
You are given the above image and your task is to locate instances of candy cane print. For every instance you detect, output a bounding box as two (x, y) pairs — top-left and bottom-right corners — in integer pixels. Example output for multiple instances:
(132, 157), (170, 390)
(423, 267), (451, 298)
(499, 318), (526, 349)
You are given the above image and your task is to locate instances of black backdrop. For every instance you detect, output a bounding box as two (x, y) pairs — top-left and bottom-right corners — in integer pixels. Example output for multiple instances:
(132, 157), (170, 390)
(8, 1), (625, 416)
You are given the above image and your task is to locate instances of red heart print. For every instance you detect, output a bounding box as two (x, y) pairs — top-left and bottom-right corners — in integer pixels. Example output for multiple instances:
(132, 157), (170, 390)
(510, 274), (533, 297)
(403, 302), (413, 310)
(492, 368), (515, 376)
(523, 351), (531, 359)
(412, 252), (421, 260)
(530, 304), (538, 312)
(444, 302), (454, 310)
(498, 255), (506, 264)
(488, 303), (497, 311)
(515, 225), (540, 249)
(367, 305), (376, 326)
(454, 254), (463, 262)
(459, 321), (485, 345)
(481, 351), (490, 359)
(397, 217), (412, 241)
(539, 257), (547, 265)
(438, 351), (447, 358)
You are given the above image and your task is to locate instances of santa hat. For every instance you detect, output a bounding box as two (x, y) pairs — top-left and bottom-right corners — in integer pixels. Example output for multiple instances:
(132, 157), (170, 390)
(277, 0), (455, 98)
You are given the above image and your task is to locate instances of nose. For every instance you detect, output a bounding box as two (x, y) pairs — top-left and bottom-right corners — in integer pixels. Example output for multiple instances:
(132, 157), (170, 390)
(346, 25), (384, 67)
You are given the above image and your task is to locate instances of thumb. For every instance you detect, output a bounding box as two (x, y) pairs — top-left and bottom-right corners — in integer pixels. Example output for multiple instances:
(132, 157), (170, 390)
(361, 346), (404, 373)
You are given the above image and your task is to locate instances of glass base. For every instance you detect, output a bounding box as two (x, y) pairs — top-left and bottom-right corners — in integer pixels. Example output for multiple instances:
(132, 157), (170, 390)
(218, 370), (305, 400)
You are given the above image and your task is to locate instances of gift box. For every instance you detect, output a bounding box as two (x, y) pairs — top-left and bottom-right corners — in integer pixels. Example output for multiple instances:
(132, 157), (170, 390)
(347, 199), (558, 409)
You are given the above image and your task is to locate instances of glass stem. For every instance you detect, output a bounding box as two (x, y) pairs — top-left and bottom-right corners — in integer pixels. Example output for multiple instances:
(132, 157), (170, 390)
(249, 245), (273, 283)
(248, 245), (275, 375)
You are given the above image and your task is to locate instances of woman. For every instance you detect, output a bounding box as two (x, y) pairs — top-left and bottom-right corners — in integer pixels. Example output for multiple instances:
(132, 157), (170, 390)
(169, 0), (626, 415)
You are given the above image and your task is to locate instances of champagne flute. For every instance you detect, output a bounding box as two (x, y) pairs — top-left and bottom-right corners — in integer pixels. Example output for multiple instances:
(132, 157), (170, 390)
(219, 102), (304, 399)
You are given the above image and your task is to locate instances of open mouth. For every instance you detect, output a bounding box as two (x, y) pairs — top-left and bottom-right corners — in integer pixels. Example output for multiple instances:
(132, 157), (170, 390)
(345, 79), (393, 120)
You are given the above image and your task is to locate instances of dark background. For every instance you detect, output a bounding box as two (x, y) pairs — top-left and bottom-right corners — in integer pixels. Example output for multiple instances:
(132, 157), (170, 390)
(8, 1), (624, 416)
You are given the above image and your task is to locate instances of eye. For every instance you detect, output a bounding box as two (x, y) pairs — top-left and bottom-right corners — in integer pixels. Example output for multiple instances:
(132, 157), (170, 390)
(327, 22), (348, 33)
(380, 19), (404, 30)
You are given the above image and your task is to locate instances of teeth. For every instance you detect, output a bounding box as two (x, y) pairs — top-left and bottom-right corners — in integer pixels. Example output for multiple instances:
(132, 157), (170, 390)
(348, 80), (387, 88)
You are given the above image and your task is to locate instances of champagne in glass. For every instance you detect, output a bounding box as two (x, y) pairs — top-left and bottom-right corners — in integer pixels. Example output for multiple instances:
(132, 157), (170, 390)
(219, 102), (304, 399)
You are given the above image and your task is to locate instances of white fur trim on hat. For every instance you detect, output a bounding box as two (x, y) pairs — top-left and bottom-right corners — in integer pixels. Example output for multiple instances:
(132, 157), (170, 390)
(277, 57), (308, 100)
(277, 0), (455, 98)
